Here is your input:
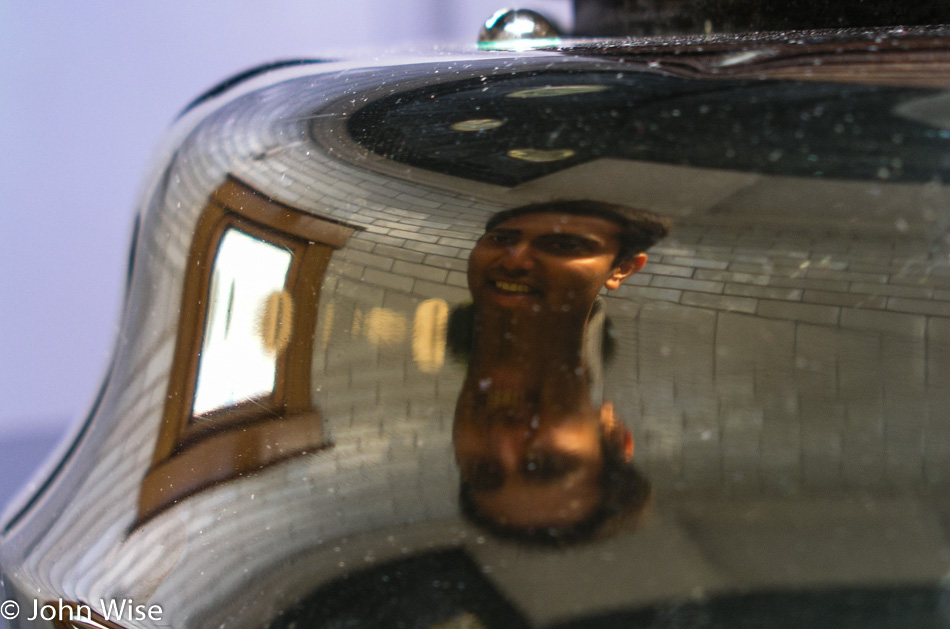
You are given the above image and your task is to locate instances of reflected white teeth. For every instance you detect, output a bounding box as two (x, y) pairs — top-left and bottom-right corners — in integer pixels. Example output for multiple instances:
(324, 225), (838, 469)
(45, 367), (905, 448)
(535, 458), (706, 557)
(496, 281), (531, 293)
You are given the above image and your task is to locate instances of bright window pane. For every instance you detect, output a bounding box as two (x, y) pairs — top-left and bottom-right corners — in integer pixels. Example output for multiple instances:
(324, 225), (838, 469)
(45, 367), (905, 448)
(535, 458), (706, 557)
(192, 228), (293, 418)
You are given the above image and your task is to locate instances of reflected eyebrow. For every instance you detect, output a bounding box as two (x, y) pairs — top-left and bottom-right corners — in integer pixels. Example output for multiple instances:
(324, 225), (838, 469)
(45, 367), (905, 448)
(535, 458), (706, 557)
(480, 228), (522, 241)
(535, 233), (603, 246)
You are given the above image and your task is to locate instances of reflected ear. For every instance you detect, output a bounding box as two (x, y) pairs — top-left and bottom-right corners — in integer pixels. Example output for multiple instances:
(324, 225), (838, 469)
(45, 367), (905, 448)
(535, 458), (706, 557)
(600, 402), (635, 462)
(605, 253), (647, 290)
(622, 428), (634, 461)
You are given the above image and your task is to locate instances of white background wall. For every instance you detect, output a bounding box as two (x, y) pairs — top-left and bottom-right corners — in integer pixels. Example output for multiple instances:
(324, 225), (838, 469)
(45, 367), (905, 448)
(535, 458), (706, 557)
(0, 1), (572, 442)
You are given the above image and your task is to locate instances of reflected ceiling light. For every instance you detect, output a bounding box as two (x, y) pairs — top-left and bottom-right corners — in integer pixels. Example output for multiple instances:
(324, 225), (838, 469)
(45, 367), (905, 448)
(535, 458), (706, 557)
(507, 148), (576, 162)
(413, 299), (449, 373)
(507, 85), (609, 98)
(259, 290), (294, 354)
(363, 307), (408, 347)
(320, 302), (335, 350)
(450, 118), (504, 132)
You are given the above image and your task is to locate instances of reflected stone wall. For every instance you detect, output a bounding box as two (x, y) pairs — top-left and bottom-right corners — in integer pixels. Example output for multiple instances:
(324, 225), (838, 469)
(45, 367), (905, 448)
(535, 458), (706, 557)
(606, 221), (950, 491)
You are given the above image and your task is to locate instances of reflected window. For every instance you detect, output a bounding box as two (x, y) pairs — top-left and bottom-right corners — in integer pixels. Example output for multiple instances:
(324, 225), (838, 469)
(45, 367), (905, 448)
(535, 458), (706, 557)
(138, 176), (357, 524)
(193, 229), (293, 417)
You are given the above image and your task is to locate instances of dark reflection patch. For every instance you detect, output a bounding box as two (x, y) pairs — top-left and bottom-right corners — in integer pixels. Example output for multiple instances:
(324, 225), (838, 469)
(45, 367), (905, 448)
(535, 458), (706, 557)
(550, 586), (950, 629)
(265, 549), (530, 629)
(345, 70), (947, 186)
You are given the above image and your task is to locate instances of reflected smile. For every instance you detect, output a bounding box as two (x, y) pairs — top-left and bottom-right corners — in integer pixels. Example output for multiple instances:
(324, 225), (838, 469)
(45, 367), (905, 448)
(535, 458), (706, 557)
(494, 281), (533, 293)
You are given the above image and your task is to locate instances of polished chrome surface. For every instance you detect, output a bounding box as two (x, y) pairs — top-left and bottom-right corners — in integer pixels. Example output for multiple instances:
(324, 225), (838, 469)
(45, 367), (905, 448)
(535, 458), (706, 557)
(3, 31), (950, 629)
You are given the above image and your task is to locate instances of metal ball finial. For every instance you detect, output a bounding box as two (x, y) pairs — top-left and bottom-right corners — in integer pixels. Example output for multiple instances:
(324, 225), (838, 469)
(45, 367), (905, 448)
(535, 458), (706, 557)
(478, 8), (560, 44)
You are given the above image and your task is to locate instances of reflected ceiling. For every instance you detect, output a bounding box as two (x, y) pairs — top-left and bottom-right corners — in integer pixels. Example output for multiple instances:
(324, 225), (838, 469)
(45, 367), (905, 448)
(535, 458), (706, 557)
(347, 70), (947, 187)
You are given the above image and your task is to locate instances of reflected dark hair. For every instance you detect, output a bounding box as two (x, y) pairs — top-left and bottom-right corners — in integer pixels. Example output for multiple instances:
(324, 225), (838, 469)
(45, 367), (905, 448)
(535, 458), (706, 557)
(484, 200), (671, 264)
(458, 432), (652, 547)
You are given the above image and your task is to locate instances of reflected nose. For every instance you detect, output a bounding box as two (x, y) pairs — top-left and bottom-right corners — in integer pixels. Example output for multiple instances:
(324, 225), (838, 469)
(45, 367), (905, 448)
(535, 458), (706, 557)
(496, 432), (522, 472)
(467, 459), (504, 491)
(500, 242), (535, 273)
(496, 419), (538, 468)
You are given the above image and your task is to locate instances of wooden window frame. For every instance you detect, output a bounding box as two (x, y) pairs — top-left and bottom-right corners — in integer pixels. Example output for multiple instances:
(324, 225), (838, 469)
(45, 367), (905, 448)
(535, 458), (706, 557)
(137, 177), (356, 524)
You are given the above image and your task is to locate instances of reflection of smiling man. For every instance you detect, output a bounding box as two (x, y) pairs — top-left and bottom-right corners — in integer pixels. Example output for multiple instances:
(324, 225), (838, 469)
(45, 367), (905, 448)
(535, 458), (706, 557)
(454, 200), (669, 544)
(468, 211), (645, 316)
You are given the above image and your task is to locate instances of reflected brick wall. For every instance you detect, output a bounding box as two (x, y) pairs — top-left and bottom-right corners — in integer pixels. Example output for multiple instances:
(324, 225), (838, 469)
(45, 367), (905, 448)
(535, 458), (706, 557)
(606, 221), (950, 491)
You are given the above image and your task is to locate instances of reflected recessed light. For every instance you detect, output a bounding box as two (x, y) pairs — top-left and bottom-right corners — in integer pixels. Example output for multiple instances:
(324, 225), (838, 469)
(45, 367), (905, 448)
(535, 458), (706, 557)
(363, 307), (407, 347)
(450, 118), (504, 132)
(413, 299), (449, 374)
(507, 148), (575, 162)
(507, 85), (609, 98)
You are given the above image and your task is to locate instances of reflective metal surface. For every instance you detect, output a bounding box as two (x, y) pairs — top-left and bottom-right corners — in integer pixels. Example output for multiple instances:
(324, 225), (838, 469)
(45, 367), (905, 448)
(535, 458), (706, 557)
(3, 27), (950, 629)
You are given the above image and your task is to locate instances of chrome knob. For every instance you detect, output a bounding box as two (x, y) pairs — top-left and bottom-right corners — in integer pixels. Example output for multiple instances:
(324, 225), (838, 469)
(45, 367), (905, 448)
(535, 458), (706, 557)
(478, 8), (560, 44)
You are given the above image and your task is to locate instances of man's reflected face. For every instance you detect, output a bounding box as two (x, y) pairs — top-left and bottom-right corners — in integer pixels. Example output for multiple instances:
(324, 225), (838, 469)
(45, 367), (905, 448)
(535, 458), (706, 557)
(454, 404), (606, 528)
(467, 212), (637, 314)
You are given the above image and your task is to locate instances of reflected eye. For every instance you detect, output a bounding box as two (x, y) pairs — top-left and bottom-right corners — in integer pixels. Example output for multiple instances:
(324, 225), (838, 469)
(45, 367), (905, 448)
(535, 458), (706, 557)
(536, 235), (593, 256)
(464, 459), (505, 491)
(481, 231), (519, 247)
(523, 452), (581, 481)
(549, 240), (582, 253)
